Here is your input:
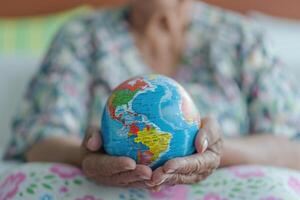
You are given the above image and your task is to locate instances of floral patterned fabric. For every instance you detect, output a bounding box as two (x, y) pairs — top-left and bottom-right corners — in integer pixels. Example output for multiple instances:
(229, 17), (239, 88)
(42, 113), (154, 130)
(4, 1), (300, 160)
(2, 1), (300, 199)
(1, 163), (300, 200)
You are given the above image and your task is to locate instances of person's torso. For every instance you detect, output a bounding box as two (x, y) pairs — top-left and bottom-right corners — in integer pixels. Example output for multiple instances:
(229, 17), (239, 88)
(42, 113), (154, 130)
(84, 2), (250, 137)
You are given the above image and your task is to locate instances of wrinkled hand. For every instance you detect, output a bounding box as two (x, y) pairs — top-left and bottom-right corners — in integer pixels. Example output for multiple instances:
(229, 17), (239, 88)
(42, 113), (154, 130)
(147, 117), (222, 191)
(81, 127), (152, 188)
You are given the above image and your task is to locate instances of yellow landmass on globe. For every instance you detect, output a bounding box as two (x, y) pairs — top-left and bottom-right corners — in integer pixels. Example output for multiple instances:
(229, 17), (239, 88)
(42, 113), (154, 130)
(134, 126), (172, 162)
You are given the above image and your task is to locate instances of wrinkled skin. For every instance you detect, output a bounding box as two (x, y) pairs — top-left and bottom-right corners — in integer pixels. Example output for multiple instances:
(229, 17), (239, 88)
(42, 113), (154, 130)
(81, 127), (152, 188)
(81, 117), (222, 190)
(80, 1), (222, 189)
(147, 118), (222, 191)
(130, 0), (192, 76)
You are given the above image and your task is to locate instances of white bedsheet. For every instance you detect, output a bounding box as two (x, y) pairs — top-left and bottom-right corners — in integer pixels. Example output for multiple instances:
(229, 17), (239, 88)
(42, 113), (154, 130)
(0, 161), (20, 174)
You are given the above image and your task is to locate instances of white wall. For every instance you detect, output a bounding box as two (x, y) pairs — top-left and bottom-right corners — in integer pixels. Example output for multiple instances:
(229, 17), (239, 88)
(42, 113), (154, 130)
(0, 56), (39, 157)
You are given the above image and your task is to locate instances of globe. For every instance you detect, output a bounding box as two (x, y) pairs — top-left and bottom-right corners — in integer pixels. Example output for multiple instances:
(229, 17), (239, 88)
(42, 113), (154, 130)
(101, 74), (201, 169)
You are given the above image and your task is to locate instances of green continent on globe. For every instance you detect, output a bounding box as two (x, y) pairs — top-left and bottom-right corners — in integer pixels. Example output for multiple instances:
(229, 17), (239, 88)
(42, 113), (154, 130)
(108, 79), (149, 122)
(101, 75), (200, 169)
(111, 90), (138, 108)
(129, 124), (172, 165)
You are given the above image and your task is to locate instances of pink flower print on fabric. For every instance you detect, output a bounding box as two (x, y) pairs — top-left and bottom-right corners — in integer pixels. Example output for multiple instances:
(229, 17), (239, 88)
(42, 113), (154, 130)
(50, 164), (82, 179)
(59, 186), (69, 193)
(229, 166), (265, 179)
(76, 195), (103, 200)
(150, 185), (188, 200)
(203, 193), (228, 200)
(260, 196), (283, 200)
(0, 172), (26, 200)
(288, 176), (300, 195)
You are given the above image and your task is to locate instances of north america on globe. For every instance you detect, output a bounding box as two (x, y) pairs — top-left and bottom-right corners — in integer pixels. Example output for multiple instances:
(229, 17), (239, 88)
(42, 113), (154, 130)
(101, 74), (200, 169)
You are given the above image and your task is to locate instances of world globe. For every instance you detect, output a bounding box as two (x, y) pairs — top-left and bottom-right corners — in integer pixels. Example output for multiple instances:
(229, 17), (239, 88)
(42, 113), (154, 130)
(101, 74), (200, 169)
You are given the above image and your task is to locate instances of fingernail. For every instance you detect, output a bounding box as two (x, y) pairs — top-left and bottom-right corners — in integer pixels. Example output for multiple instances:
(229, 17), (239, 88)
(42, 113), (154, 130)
(87, 136), (99, 151)
(145, 182), (155, 187)
(125, 166), (135, 170)
(166, 169), (175, 174)
(155, 177), (168, 186)
(201, 138), (208, 154)
(140, 176), (151, 180)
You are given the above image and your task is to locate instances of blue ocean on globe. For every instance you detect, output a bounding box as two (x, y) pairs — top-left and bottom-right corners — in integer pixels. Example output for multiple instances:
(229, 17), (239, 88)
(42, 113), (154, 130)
(101, 74), (200, 169)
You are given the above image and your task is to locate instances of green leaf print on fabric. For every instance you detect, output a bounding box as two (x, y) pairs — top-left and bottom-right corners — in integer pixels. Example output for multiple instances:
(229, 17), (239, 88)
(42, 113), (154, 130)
(26, 187), (35, 194)
(42, 183), (53, 190)
(73, 179), (83, 185)
(2, 163), (300, 200)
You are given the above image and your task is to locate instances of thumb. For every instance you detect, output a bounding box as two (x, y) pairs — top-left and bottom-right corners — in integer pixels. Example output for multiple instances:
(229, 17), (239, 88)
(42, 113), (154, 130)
(195, 122), (208, 154)
(86, 131), (102, 152)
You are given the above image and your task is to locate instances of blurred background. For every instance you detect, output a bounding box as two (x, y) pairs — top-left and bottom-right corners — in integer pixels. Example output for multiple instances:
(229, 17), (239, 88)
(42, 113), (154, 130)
(0, 0), (300, 156)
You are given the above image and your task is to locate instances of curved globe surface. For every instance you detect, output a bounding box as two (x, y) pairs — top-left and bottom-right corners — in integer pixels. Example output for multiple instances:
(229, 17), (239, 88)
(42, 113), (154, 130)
(101, 74), (200, 169)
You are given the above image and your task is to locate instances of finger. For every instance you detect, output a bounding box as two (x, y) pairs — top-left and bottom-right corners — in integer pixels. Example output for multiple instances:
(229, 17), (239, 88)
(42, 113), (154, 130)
(150, 173), (209, 189)
(195, 117), (222, 153)
(163, 173), (210, 186)
(146, 167), (170, 187)
(87, 131), (102, 152)
(195, 128), (208, 154)
(95, 165), (152, 188)
(82, 154), (136, 177)
(81, 127), (102, 152)
(202, 117), (222, 146)
(109, 164), (152, 183)
(209, 138), (223, 155)
(162, 149), (220, 175)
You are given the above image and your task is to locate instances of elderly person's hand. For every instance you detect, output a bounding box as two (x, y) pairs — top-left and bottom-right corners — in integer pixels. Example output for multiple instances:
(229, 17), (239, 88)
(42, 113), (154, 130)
(146, 117), (222, 191)
(80, 127), (152, 188)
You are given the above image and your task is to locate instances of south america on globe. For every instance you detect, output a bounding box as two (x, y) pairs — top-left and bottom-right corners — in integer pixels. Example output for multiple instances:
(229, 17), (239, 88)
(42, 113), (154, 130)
(101, 74), (201, 169)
